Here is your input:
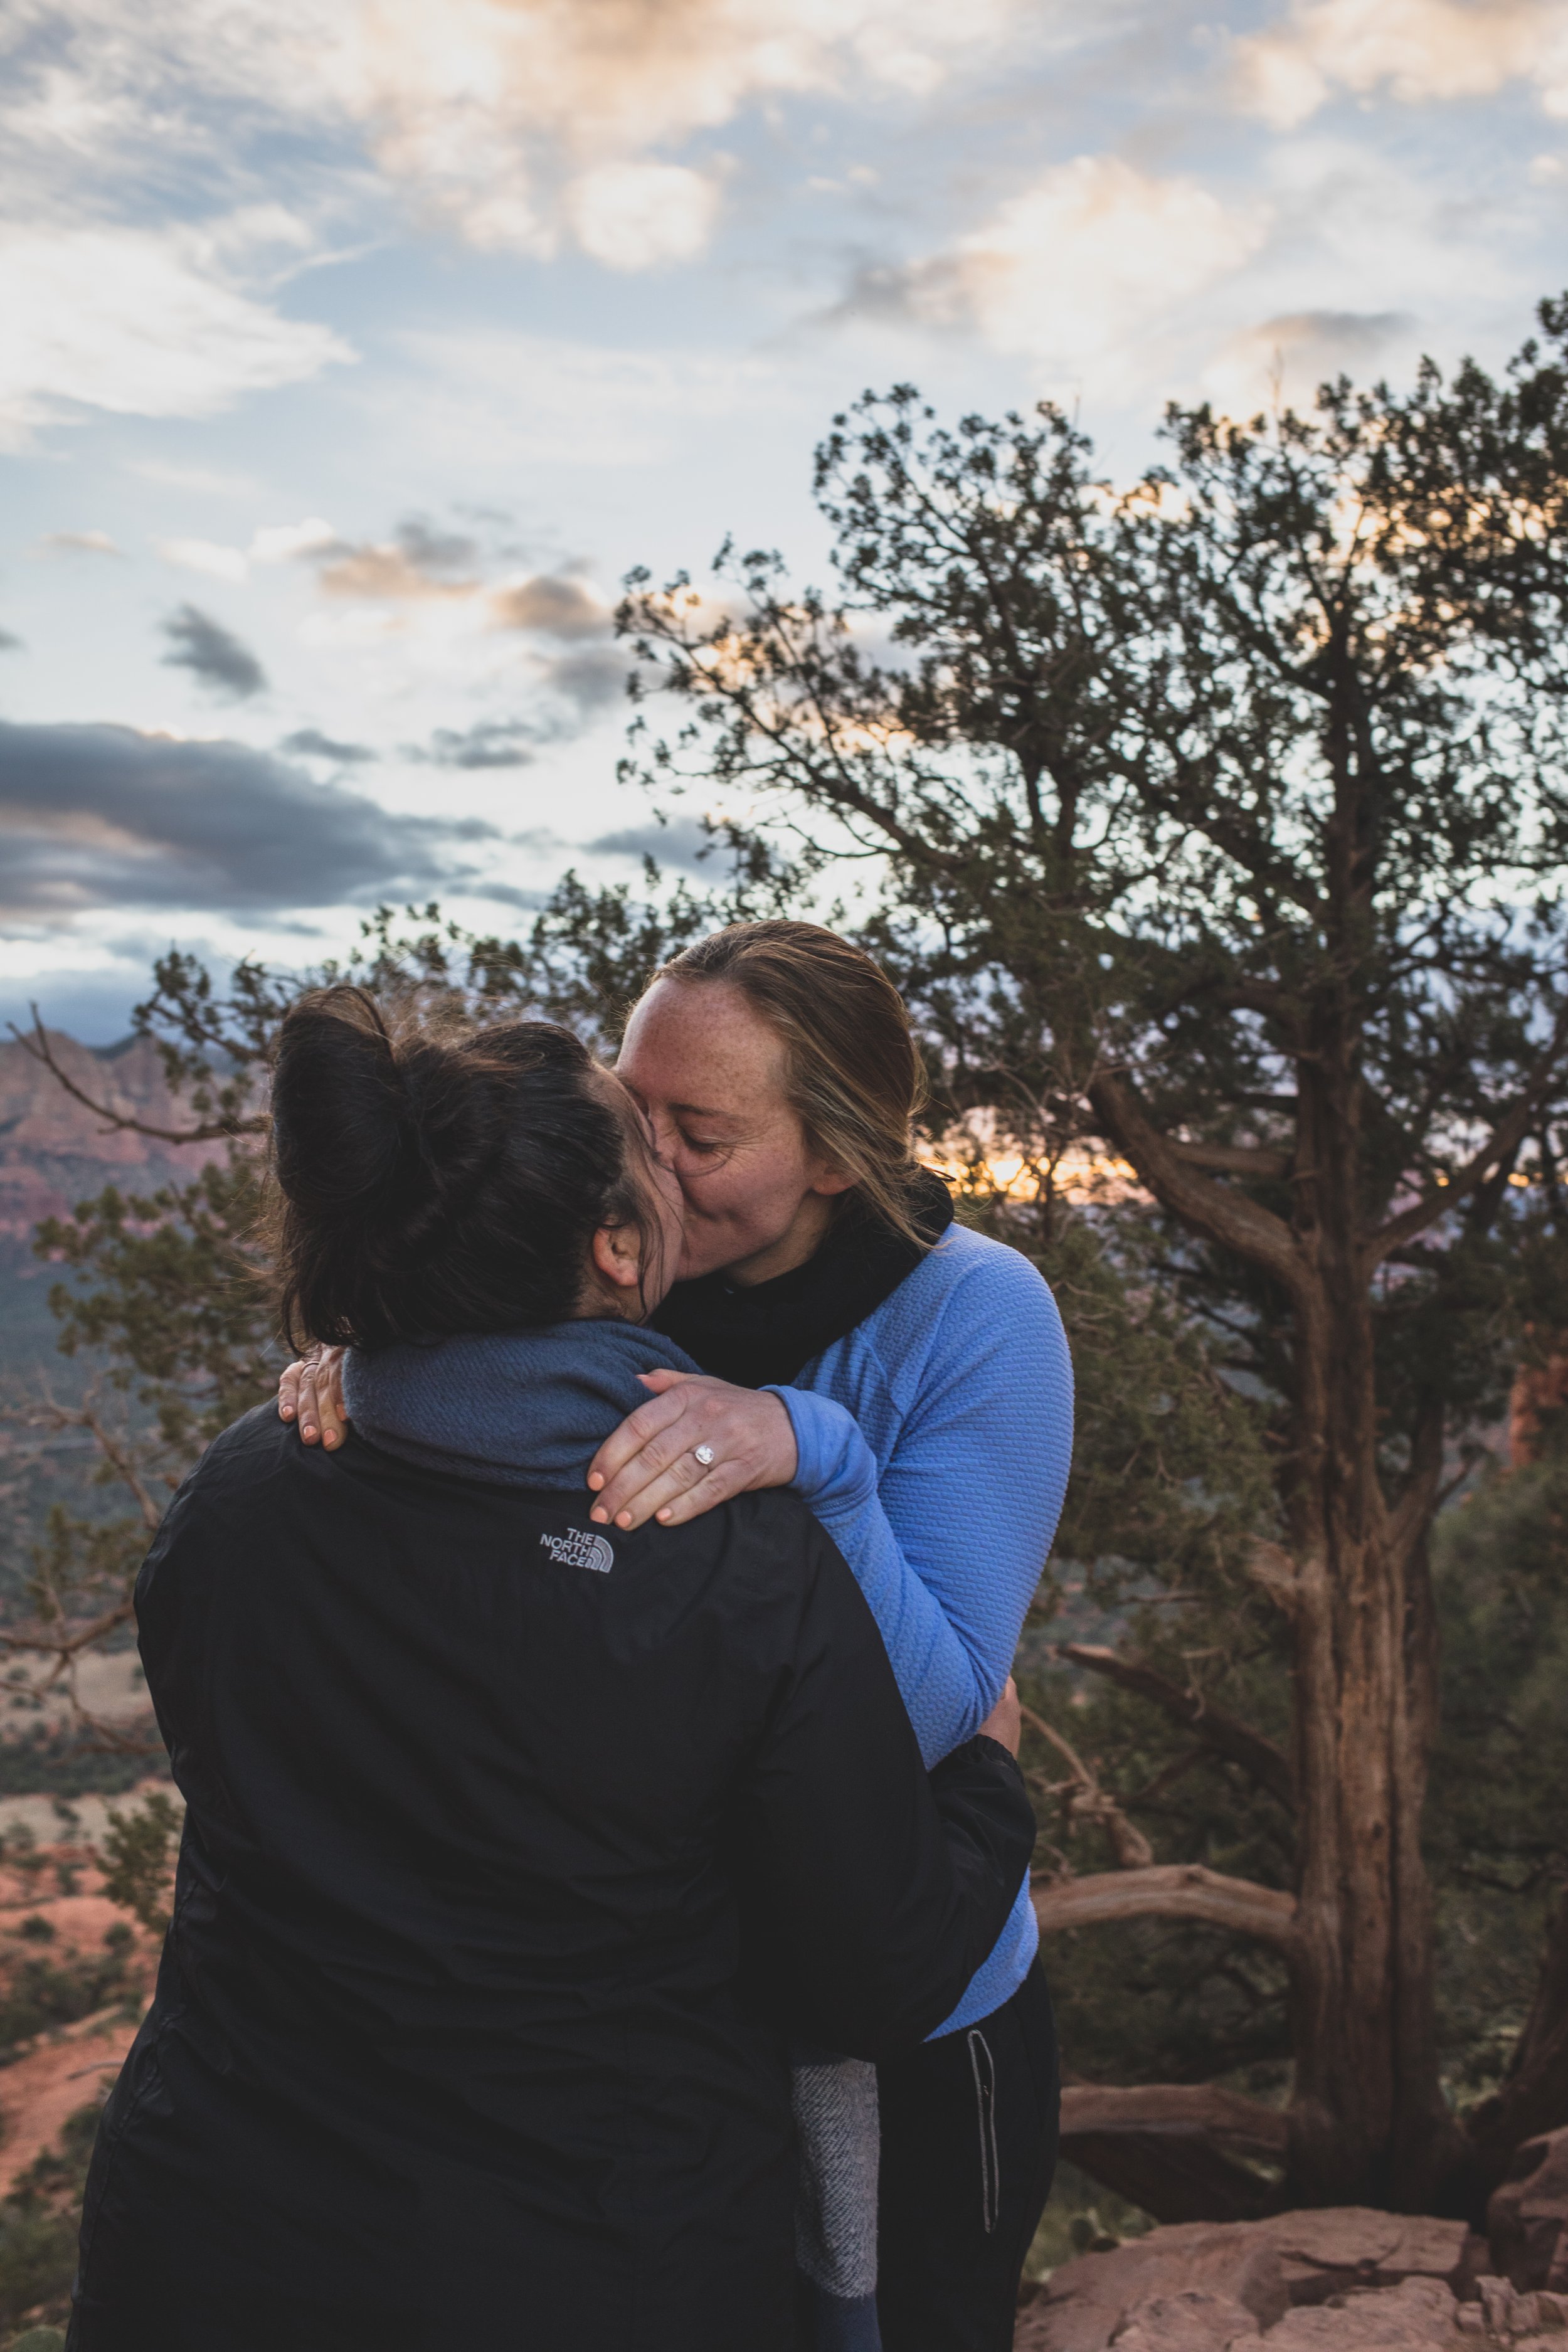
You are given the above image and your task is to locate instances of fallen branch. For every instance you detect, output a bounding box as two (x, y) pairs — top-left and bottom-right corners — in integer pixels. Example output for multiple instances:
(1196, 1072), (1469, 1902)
(1032, 1862), (1299, 1952)
(1060, 2081), (1287, 2158)
(1056, 2080), (1288, 2225)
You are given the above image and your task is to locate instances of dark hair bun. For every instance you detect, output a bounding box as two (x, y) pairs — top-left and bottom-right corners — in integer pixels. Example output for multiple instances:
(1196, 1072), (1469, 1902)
(268, 987), (654, 1348)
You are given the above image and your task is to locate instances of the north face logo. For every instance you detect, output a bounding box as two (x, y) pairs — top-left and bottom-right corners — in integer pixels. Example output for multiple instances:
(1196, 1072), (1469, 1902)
(539, 1527), (615, 1574)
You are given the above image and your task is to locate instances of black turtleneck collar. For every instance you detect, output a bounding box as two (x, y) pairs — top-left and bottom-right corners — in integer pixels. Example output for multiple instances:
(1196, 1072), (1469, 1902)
(650, 1168), (955, 1391)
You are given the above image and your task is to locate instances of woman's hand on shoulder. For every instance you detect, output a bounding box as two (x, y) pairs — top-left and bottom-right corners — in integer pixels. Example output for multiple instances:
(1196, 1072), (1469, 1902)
(277, 1345), (349, 1449)
(587, 1371), (798, 1532)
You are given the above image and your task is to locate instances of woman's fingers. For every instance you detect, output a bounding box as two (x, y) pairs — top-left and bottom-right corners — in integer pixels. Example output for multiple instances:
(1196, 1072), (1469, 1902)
(590, 1387), (797, 1528)
(586, 1379), (694, 1496)
(295, 1359), (324, 1443)
(286, 1346), (348, 1448)
(316, 1352), (347, 1450)
(600, 1447), (729, 1532)
(650, 1460), (751, 1528)
(589, 1396), (706, 1523)
(278, 1360), (306, 1422)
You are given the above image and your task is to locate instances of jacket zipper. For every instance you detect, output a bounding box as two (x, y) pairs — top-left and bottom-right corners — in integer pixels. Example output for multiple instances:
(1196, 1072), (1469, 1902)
(967, 2028), (1000, 2235)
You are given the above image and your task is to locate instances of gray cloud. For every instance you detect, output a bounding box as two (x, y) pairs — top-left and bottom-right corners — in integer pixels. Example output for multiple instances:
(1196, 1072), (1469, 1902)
(406, 652), (627, 770)
(279, 727), (374, 763)
(413, 719), (540, 770)
(1251, 309), (1414, 363)
(161, 603), (268, 699)
(0, 720), (496, 921)
(542, 646), (628, 712)
(470, 881), (551, 911)
(589, 815), (720, 873)
(0, 630), (21, 652)
(491, 574), (610, 638)
(315, 517), (482, 600)
(396, 517), (480, 573)
(39, 531), (122, 557)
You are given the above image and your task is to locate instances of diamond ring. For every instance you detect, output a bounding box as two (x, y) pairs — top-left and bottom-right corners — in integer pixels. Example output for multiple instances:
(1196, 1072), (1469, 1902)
(694, 1443), (716, 1468)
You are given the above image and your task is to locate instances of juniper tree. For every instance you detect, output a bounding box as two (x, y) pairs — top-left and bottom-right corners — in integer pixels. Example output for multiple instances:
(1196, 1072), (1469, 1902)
(616, 299), (1568, 2214)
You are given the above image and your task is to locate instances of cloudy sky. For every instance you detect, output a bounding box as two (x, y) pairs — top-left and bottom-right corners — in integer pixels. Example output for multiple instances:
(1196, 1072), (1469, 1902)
(3, 0), (1566, 1037)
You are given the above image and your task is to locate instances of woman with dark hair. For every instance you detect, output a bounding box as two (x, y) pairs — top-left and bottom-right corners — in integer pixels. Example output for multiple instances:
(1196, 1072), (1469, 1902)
(69, 988), (1035, 2352)
(285, 924), (1074, 2352)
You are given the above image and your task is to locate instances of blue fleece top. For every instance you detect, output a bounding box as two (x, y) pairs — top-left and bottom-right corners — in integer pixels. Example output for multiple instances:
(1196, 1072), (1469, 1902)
(765, 1223), (1072, 2033)
(343, 1226), (1073, 2040)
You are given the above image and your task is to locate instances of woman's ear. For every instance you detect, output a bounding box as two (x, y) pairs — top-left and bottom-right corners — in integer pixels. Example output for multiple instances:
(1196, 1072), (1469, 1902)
(590, 1221), (644, 1292)
(807, 1160), (857, 1199)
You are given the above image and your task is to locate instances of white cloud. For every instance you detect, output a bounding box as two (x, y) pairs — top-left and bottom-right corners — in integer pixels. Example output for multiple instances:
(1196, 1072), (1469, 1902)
(156, 537), (251, 581)
(154, 516), (336, 582)
(873, 154), (1268, 380)
(250, 517), (338, 563)
(38, 530), (120, 556)
(1200, 307), (1418, 418)
(0, 214), (352, 447)
(564, 162), (720, 270)
(1232, 0), (1568, 130)
(2, 0), (1041, 271)
(178, 0), (1026, 263)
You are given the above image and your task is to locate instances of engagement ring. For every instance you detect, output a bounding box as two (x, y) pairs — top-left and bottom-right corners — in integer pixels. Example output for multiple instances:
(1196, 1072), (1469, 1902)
(694, 1444), (716, 1468)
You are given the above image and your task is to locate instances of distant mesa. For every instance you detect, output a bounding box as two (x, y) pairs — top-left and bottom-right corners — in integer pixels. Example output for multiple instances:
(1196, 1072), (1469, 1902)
(0, 1028), (226, 1250)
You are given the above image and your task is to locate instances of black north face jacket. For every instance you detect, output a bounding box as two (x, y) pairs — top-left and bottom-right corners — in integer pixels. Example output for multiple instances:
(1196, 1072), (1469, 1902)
(69, 1406), (1034, 2352)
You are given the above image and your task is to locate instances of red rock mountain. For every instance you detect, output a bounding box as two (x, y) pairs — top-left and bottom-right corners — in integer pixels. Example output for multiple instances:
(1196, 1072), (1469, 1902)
(0, 1029), (225, 1247)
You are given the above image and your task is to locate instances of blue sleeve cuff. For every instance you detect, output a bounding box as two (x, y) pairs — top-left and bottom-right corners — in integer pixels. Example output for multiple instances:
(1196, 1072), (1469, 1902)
(763, 1385), (879, 1512)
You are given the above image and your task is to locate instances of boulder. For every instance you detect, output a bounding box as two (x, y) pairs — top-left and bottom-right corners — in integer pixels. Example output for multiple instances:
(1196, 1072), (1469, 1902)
(1466, 2274), (1568, 2338)
(1017, 2222), (1290, 2351)
(1017, 2213), (1473, 2351)
(1490, 2129), (1568, 2292)
(1106, 2291), (1261, 2348)
(1256, 2213), (1473, 2307)
(1261, 2278), (1461, 2346)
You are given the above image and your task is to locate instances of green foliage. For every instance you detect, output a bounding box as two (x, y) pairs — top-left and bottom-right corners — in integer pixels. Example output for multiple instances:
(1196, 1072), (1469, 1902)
(1428, 1436), (1568, 2110)
(1024, 2159), (1153, 2282)
(98, 1793), (179, 1937)
(36, 1156), (275, 1455)
(0, 1730), (154, 1804)
(0, 2103), (109, 2338)
(0, 1945), (131, 2049)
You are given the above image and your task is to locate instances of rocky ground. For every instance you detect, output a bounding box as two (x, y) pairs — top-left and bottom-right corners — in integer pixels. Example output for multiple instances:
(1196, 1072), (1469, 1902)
(1016, 2141), (1568, 2350)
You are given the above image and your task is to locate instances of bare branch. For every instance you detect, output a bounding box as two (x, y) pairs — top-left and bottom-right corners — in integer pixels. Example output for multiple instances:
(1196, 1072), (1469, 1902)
(1020, 1700), (1154, 1868)
(1032, 1862), (1299, 1952)
(1089, 1069), (1310, 1304)
(0, 1597), (136, 1665)
(10, 1007), (264, 1146)
(1386, 1394), (1446, 1576)
(24, 1396), (164, 1534)
(1362, 1002), (1568, 1274)
(1167, 1140), (1291, 1179)
(1056, 1643), (1294, 1811)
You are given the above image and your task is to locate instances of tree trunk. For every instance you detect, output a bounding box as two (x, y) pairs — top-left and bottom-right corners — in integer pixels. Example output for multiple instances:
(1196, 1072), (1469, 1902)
(1091, 1030), (1468, 2209)
(1274, 1044), (1465, 2209)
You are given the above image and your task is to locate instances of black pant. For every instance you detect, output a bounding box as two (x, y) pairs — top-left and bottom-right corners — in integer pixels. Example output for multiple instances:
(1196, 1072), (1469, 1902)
(876, 1961), (1059, 2352)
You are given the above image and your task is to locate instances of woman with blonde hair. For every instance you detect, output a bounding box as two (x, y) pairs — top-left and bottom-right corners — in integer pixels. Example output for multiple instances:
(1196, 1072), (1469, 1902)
(286, 923), (1074, 2352)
